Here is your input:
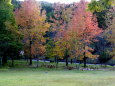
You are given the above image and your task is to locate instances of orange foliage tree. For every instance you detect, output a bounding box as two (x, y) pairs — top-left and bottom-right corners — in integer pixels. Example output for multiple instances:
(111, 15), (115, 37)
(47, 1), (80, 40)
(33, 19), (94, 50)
(15, 0), (50, 65)
(68, 0), (102, 68)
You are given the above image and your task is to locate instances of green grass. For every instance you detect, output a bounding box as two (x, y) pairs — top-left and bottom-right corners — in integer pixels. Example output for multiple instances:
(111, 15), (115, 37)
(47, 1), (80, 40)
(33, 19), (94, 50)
(0, 68), (115, 86)
(6, 60), (115, 70)
(0, 60), (115, 86)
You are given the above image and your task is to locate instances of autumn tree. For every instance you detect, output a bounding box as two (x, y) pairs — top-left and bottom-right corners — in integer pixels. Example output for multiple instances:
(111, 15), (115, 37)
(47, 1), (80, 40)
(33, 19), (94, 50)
(49, 3), (74, 67)
(69, 0), (102, 68)
(15, 0), (50, 65)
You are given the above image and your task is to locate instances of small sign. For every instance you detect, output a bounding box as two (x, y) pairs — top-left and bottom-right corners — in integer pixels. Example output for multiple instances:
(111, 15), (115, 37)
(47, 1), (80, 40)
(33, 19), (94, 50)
(20, 51), (24, 56)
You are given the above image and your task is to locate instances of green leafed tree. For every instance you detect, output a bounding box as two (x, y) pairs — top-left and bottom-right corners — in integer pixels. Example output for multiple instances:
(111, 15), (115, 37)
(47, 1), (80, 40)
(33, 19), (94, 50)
(0, 0), (22, 66)
(88, 0), (114, 30)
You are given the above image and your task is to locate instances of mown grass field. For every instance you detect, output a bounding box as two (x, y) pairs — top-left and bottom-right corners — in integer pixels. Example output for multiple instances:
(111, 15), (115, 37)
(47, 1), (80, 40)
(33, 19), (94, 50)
(0, 60), (115, 86)
(0, 68), (115, 86)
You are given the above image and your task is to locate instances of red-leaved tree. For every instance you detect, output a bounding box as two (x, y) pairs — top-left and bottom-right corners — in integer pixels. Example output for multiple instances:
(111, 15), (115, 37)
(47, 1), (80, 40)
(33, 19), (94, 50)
(67, 0), (103, 68)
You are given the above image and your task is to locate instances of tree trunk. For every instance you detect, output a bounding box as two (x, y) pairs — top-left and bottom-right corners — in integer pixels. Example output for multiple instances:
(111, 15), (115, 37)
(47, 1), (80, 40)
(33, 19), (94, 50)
(29, 56), (32, 65)
(11, 57), (14, 67)
(83, 41), (87, 68)
(36, 55), (39, 68)
(55, 56), (58, 68)
(83, 57), (87, 68)
(29, 40), (32, 65)
(71, 59), (73, 64)
(2, 54), (7, 66)
(55, 56), (56, 63)
(76, 59), (79, 69)
(66, 56), (68, 67)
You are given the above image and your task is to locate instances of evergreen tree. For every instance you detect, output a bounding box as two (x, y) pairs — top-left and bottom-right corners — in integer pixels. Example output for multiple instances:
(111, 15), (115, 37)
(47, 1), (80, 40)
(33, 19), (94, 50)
(0, 0), (22, 66)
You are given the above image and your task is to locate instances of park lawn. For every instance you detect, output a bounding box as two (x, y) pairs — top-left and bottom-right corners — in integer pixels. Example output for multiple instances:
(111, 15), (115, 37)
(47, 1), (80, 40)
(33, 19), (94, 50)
(0, 68), (115, 86)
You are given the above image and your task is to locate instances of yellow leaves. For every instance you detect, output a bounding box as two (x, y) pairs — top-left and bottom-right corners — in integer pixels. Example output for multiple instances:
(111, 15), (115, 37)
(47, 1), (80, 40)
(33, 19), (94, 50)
(79, 55), (84, 60)
(85, 51), (99, 59)
(53, 40), (65, 58)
